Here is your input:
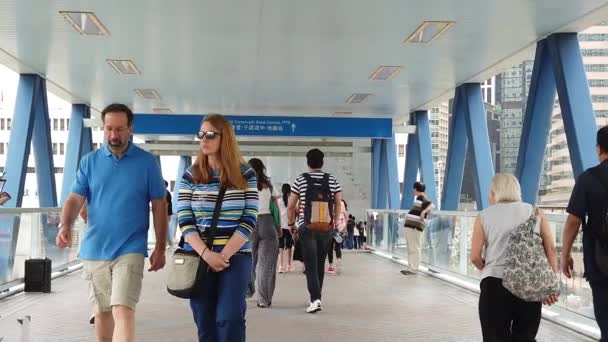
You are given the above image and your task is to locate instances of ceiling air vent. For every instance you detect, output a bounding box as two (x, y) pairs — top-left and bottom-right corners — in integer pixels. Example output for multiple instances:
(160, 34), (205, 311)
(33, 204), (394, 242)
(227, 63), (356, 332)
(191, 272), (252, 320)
(134, 89), (160, 100)
(152, 108), (173, 114)
(405, 21), (454, 44)
(60, 11), (110, 36)
(346, 94), (372, 104)
(369, 66), (403, 80)
(107, 59), (141, 75)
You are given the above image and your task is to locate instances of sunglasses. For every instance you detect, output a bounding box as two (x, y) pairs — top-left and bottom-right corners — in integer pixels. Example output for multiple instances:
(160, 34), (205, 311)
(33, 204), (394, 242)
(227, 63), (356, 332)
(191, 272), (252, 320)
(197, 131), (222, 140)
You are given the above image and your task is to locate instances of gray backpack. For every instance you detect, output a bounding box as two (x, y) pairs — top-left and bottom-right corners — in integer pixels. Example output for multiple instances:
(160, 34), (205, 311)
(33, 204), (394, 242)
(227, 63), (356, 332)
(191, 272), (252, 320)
(502, 209), (560, 302)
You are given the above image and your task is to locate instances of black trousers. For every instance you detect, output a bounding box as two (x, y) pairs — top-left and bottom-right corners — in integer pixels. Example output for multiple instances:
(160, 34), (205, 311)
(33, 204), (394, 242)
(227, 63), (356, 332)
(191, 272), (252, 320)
(479, 277), (541, 342)
(327, 238), (342, 264)
(298, 227), (332, 302)
(591, 281), (608, 342)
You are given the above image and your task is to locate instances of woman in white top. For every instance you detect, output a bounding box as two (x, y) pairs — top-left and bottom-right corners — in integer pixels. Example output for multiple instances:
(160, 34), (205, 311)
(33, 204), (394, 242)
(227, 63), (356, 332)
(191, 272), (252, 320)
(248, 158), (282, 308)
(278, 184), (295, 273)
(471, 174), (559, 342)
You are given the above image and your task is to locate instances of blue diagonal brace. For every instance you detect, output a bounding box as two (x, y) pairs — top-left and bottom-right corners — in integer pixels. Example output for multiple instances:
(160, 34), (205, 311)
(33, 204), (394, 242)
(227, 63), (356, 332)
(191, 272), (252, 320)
(415, 110), (438, 205)
(441, 87), (468, 210)
(62, 104), (91, 205)
(401, 130), (419, 209)
(515, 40), (556, 204)
(462, 83), (495, 210)
(371, 139), (382, 209)
(548, 33), (598, 178)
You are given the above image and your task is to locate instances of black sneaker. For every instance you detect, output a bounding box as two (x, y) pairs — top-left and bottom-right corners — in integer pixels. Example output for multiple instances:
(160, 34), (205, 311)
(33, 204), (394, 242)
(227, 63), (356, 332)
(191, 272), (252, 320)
(400, 270), (414, 275)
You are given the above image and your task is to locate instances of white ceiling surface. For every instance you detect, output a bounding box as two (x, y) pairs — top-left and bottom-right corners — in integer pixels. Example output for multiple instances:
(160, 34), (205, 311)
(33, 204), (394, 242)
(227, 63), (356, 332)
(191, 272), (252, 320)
(0, 1), (608, 123)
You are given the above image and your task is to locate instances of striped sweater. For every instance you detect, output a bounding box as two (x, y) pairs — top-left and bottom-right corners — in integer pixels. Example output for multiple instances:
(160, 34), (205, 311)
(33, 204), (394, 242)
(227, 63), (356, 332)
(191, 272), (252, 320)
(177, 165), (258, 252)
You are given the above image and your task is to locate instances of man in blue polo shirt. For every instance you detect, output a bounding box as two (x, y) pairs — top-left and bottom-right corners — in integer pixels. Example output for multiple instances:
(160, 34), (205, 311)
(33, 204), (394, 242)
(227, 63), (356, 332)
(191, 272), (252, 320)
(56, 103), (167, 342)
(563, 126), (608, 341)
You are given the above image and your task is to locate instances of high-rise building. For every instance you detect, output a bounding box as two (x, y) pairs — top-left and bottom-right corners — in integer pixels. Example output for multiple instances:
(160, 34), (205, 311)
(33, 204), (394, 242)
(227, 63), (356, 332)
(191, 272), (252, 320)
(498, 61), (535, 174)
(430, 102), (450, 204)
(541, 25), (608, 206)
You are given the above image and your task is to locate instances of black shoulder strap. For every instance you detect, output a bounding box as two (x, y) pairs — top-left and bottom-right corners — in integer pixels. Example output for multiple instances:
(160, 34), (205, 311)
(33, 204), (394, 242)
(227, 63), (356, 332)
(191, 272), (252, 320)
(178, 186), (227, 249)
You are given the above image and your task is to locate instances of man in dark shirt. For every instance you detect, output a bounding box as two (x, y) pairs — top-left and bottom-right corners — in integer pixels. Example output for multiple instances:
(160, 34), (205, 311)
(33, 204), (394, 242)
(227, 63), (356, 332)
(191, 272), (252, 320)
(563, 126), (608, 341)
(165, 180), (175, 246)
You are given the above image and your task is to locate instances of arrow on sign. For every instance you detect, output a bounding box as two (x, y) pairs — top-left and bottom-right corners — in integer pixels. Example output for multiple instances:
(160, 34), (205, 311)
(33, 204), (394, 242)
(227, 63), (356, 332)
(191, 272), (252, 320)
(291, 123), (296, 133)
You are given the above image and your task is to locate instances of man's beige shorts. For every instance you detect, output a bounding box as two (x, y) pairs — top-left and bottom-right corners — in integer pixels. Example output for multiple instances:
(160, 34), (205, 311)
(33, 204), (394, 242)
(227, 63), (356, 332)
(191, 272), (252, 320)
(82, 253), (145, 313)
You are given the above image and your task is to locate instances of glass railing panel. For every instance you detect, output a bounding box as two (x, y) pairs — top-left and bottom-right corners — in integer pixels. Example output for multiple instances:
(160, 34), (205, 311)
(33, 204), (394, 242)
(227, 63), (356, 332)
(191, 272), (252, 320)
(367, 209), (596, 324)
(0, 208), (85, 291)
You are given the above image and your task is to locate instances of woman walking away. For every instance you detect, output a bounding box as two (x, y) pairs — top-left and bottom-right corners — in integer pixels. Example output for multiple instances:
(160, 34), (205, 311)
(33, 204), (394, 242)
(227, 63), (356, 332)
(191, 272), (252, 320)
(249, 158), (282, 308)
(279, 184), (295, 273)
(327, 199), (347, 274)
(471, 173), (559, 342)
(177, 114), (258, 342)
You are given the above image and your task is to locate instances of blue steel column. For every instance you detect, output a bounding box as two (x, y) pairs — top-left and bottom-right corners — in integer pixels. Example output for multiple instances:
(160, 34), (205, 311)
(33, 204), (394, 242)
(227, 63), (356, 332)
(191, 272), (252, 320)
(172, 156), (192, 211)
(548, 33), (598, 178)
(441, 87), (468, 210)
(62, 104), (91, 205)
(371, 139), (382, 208)
(1, 75), (41, 283)
(515, 40), (556, 204)
(31, 79), (57, 207)
(401, 126), (419, 209)
(384, 134), (401, 209)
(415, 110), (438, 205)
(462, 83), (494, 210)
(4, 74), (40, 207)
(377, 140), (389, 209)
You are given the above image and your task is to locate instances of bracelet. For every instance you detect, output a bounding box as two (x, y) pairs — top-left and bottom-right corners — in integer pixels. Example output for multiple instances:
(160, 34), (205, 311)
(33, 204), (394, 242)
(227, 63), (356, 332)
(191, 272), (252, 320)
(288, 222), (295, 226)
(201, 247), (209, 258)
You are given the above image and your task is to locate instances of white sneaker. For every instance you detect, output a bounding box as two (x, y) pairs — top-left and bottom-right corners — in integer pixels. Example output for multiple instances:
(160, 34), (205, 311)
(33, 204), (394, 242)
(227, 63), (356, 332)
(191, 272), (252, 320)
(306, 299), (322, 313)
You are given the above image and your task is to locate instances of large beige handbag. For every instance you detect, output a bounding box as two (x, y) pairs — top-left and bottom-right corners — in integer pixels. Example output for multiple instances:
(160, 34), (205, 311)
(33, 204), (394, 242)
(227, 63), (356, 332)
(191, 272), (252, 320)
(167, 187), (226, 299)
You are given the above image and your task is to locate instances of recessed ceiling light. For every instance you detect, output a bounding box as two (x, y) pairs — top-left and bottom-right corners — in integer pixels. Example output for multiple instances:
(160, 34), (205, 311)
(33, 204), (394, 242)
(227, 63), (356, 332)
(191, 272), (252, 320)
(346, 94), (372, 104)
(107, 59), (141, 75)
(134, 89), (160, 100)
(60, 11), (110, 36)
(405, 21), (455, 44)
(369, 66), (403, 80)
(153, 108), (173, 114)
(334, 111), (353, 116)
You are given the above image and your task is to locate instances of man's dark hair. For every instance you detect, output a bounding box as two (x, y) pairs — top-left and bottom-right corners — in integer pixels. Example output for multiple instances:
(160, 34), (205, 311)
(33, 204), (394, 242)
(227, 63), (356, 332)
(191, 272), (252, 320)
(413, 181), (426, 193)
(598, 126), (608, 154)
(306, 148), (324, 169)
(102, 103), (134, 126)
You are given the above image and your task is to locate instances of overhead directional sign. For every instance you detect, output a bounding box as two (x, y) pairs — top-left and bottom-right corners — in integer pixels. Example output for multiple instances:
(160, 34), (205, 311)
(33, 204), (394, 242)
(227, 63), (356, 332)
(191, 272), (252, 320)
(132, 114), (393, 138)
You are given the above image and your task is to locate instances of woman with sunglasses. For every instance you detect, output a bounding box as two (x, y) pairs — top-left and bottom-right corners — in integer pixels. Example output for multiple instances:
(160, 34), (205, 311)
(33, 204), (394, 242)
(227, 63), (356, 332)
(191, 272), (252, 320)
(177, 114), (258, 342)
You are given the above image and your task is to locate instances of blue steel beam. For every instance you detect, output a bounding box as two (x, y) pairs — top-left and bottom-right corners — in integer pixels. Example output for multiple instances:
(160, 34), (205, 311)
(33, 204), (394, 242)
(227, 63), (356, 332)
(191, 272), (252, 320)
(377, 139), (390, 209)
(31, 82), (57, 207)
(441, 87), (468, 210)
(548, 33), (598, 178)
(401, 130), (419, 209)
(62, 104), (91, 205)
(515, 40), (556, 204)
(30, 77), (57, 207)
(462, 83), (495, 210)
(4, 75), (39, 207)
(415, 110), (438, 205)
(384, 134), (401, 209)
(372, 139), (382, 208)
